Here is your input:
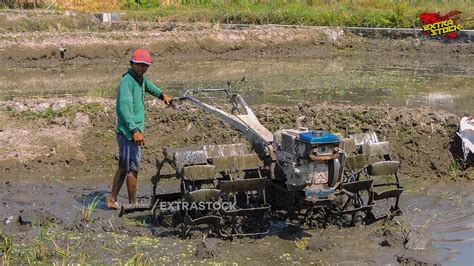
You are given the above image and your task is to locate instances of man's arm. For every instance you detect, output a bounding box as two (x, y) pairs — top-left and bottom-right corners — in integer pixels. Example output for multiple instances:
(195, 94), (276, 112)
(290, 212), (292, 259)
(144, 78), (162, 98)
(145, 78), (171, 104)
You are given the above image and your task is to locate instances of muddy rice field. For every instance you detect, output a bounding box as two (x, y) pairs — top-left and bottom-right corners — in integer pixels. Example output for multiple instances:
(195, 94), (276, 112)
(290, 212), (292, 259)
(0, 10), (473, 265)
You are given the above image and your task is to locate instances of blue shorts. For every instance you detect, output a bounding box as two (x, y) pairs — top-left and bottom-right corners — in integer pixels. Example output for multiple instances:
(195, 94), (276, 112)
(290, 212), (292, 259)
(117, 133), (141, 172)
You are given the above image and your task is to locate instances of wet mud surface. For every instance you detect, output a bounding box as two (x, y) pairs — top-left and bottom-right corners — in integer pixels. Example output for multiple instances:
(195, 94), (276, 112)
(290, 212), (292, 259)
(0, 97), (472, 264)
(1, 173), (472, 264)
(0, 10), (473, 264)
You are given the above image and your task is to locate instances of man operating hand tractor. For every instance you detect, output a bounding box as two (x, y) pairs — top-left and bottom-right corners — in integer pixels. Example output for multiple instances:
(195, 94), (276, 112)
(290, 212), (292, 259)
(107, 48), (172, 210)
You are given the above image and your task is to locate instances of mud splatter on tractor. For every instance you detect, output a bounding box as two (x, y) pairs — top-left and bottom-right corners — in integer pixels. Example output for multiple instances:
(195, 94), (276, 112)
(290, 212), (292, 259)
(120, 88), (404, 238)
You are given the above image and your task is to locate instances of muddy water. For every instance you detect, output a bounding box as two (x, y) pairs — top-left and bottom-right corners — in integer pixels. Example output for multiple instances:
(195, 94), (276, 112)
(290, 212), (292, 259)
(1, 174), (473, 264)
(402, 180), (474, 265)
(1, 56), (473, 112)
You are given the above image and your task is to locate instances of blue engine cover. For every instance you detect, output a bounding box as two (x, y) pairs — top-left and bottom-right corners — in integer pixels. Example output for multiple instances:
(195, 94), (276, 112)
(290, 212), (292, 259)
(298, 131), (340, 144)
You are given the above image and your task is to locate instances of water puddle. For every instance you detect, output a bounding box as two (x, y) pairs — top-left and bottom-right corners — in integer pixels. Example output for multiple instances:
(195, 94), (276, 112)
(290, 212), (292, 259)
(1, 56), (472, 112)
(403, 181), (474, 265)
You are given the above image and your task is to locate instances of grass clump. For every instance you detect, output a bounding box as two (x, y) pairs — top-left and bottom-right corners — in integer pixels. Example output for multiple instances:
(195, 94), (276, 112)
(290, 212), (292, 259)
(448, 159), (461, 179)
(294, 237), (310, 250)
(34, 225), (50, 262)
(1, 232), (14, 263)
(10, 102), (102, 123)
(126, 251), (147, 266)
(59, 102), (102, 118)
(74, 195), (101, 223)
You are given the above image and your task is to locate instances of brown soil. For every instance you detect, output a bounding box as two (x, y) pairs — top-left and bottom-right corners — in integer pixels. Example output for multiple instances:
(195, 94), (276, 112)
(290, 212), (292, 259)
(0, 97), (470, 180)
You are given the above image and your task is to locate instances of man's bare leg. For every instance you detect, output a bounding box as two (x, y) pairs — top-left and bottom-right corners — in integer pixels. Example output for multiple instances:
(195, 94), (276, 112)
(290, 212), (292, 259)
(126, 170), (138, 204)
(107, 166), (126, 209)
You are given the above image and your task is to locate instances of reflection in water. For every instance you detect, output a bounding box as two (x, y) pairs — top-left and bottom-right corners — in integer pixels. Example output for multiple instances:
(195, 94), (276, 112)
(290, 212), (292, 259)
(403, 182), (474, 265)
(0, 57), (473, 112)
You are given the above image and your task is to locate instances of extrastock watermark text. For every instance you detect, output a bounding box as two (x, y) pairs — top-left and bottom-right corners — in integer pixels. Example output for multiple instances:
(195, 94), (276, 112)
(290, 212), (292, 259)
(157, 201), (236, 211)
(419, 11), (462, 40)
(422, 19), (461, 37)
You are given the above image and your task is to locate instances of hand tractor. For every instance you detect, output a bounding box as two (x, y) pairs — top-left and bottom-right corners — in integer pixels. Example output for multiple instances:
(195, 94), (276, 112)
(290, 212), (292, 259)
(120, 88), (404, 238)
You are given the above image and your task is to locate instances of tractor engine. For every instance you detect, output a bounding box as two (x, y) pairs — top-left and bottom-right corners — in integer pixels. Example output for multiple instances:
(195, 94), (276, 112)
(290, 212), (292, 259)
(274, 129), (341, 199)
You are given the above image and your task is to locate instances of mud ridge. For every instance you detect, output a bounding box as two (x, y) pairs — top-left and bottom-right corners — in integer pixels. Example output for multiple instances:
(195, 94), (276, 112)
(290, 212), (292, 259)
(0, 97), (470, 180)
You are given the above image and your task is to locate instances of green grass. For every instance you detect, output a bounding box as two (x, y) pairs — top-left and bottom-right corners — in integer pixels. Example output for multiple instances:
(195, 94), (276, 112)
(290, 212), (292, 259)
(5, 1), (472, 31)
(74, 195), (101, 223)
(448, 159), (461, 179)
(10, 102), (102, 123)
(33, 225), (51, 262)
(119, 1), (473, 29)
(1, 232), (14, 263)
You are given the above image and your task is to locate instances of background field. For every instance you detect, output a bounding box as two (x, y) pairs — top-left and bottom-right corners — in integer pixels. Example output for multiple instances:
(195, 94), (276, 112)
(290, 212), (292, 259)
(1, 0), (472, 28)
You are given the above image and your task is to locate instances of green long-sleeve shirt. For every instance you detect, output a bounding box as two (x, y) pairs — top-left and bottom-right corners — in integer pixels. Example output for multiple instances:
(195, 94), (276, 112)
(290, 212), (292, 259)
(116, 69), (162, 140)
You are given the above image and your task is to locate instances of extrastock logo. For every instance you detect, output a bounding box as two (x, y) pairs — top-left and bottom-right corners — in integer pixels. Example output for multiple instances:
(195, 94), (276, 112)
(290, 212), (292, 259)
(158, 201), (236, 211)
(419, 11), (462, 39)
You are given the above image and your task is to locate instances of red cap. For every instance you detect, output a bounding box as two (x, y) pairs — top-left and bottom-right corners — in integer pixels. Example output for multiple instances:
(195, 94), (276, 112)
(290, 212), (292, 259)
(130, 48), (151, 65)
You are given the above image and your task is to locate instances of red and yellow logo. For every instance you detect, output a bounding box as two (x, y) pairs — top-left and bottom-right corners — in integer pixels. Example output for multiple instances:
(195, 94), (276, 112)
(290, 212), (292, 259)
(419, 11), (462, 39)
